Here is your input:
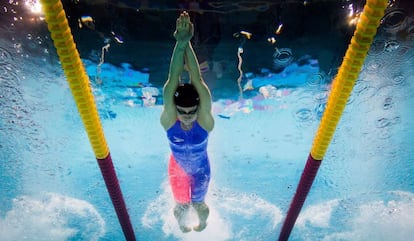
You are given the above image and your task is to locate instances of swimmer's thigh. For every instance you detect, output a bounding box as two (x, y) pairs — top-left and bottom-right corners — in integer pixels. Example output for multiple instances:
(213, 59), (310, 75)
(191, 164), (211, 202)
(168, 155), (191, 204)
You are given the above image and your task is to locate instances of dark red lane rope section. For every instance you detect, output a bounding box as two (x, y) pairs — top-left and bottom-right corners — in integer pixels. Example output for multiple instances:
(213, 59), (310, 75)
(97, 153), (136, 241)
(278, 154), (322, 241)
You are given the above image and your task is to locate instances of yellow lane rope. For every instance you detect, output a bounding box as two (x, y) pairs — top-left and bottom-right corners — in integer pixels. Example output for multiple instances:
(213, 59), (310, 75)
(311, 0), (388, 160)
(40, 0), (109, 159)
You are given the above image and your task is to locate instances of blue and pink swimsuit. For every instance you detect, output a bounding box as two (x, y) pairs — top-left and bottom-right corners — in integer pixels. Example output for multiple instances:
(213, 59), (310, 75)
(167, 120), (211, 204)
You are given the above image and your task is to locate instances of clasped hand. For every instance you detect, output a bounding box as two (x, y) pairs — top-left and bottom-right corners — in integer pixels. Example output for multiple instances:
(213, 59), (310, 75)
(174, 11), (194, 43)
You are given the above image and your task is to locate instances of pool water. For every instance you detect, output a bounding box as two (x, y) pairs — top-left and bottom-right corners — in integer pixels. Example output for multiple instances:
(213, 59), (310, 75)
(1, 1), (414, 241)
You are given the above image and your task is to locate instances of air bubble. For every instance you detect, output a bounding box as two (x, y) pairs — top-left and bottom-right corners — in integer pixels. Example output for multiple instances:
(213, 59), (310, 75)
(391, 75), (405, 86)
(376, 118), (393, 128)
(384, 40), (399, 52)
(13, 43), (22, 53)
(273, 48), (293, 69)
(306, 73), (325, 87)
(382, 10), (407, 34)
(395, 45), (410, 57)
(313, 91), (328, 102)
(383, 97), (393, 110)
(365, 61), (384, 73)
(36, 36), (43, 45)
(295, 108), (313, 122)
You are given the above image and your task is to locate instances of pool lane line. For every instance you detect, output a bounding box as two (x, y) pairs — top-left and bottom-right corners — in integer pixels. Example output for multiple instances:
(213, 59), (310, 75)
(40, 1), (136, 240)
(278, 1), (389, 240)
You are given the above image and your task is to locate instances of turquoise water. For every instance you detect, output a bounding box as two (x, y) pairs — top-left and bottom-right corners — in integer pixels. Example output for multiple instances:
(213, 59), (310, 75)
(1, 1), (414, 241)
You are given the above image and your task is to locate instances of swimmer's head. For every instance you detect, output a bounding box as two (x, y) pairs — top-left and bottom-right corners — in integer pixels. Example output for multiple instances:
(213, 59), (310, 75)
(174, 83), (200, 107)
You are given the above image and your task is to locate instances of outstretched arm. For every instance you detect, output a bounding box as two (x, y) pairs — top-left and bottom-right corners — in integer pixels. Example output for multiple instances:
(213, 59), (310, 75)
(185, 42), (214, 131)
(161, 12), (193, 130)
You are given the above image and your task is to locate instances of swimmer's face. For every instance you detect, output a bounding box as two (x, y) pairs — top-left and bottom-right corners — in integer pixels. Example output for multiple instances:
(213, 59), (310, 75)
(176, 105), (198, 125)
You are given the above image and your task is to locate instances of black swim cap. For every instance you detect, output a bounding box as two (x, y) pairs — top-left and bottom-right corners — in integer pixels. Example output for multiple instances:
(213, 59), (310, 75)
(174, 83), (200, 107)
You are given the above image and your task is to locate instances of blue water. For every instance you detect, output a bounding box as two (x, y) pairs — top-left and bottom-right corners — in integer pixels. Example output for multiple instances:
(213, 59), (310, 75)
(1, 2), (414, 241)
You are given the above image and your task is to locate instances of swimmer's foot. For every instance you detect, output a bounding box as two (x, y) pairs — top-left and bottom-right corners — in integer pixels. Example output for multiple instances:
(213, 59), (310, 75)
(179, 225), (192, 233)
(193, 221), (207, 232)
(193, 202), (209, 232)
(174, 204), (191, 233)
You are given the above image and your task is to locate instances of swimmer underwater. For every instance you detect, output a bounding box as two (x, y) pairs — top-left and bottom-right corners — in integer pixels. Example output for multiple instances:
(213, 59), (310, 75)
(160, 11), (214, 232)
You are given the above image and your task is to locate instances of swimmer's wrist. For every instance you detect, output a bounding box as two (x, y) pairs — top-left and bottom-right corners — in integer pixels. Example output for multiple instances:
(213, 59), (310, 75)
(175, 41), (188, 50)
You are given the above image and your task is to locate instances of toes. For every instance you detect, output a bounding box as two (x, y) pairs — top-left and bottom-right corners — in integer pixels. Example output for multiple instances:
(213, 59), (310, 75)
(193, 222), (207, 232)
(180, 225), (192, 233)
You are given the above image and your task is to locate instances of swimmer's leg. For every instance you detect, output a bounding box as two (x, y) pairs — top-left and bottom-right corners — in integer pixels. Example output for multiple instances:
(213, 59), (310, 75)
(174, 203), (192, 233)
(191, 165), (211, 232)
(168, 155), (192, 232)
(193, 201), (209, 232)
